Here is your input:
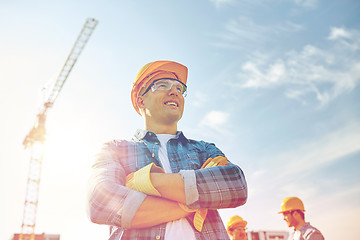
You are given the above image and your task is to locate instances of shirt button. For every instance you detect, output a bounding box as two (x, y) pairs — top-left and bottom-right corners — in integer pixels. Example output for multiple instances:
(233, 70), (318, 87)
(155, 142), (158, 145)
(155, 235), (160, 240)
(152, 153), (155, 158)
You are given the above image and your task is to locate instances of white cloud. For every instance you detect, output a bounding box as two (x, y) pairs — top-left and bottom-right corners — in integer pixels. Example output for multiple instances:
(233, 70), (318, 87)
(328, 27), (351, 40)
(224, 17), (266, 43)
(284, 88), (309, 105)
(276, 21), (305, 33)
(328, 27), (360, 51)
(236, 27), (360, 105)
(199, 110), (230, 131)
(240, 60), (286, 88)
(248, 122), (360, 202)
(220, 17), (304, 46)
(277, 122), (360, 176)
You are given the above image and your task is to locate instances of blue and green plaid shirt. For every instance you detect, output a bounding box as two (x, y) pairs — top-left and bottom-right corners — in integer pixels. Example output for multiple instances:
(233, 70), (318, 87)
(88, 129), (247, 240)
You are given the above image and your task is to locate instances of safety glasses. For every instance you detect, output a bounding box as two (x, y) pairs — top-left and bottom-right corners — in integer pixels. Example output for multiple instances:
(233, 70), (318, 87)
(141, 78), (187, 97)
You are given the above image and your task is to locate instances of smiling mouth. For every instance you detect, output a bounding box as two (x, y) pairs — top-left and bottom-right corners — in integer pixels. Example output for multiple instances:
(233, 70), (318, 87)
(164, 101), (178, 107)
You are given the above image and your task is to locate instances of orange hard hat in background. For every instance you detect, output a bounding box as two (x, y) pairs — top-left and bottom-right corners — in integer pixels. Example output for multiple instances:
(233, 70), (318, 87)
(131, 60), (188, 115)
(227, 215), (247, 233)
(278, 197), (305, 213)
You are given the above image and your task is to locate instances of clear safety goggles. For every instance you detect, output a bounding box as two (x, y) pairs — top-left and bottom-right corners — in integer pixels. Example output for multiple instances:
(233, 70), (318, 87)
(141, 78), (187, 97)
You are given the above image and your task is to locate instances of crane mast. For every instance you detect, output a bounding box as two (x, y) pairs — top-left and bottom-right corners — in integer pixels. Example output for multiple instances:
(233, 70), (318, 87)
(19, 18), (98, 240)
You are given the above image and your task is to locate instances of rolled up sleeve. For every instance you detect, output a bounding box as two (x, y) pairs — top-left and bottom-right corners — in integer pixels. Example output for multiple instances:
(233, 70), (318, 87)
(180, 141), (247, 210)
(192, 162), (247, 209)
(179, 169), (198, 205)
(87, 142), (146, 228)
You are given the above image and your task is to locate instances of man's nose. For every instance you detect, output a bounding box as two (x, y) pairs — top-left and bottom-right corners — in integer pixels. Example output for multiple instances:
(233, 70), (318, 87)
(168, 85), (179, 96)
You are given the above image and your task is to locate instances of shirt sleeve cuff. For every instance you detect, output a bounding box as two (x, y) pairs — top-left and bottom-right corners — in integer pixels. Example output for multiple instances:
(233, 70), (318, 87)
(121, 190), (147, 228)
(179, 169), (199, 205)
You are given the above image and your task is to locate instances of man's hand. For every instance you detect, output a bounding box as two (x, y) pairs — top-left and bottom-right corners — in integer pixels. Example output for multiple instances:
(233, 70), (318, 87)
(126, 163), (165, 196)
(201, 155), (228, 169)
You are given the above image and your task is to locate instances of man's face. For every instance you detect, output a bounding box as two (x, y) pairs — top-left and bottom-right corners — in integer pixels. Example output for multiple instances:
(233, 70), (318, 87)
(282, 211), (298, 228)
(229, 224), (247, 240)
(140, 81), (185, 124)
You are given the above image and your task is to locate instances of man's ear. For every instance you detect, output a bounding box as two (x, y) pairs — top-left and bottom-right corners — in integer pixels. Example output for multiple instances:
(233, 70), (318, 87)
(136, 96), (145, 110)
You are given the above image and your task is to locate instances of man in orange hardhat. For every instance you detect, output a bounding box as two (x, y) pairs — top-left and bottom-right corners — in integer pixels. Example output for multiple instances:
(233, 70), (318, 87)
(88, 60), (248, 240)
(227, 215), (248, 240)
(279, 197), (324, 240)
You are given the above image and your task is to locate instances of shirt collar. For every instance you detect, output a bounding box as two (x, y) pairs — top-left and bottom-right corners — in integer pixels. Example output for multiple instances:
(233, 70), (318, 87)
(299, 222), (311, 231)
(134, 129), (190, 143)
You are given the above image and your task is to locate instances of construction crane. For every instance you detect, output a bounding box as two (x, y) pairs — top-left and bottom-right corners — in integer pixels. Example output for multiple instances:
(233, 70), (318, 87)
(17, 18), (98, 240)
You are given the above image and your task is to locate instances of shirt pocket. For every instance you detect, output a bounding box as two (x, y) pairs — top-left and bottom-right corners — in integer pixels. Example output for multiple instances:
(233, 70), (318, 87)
(184, 149), (203, 170)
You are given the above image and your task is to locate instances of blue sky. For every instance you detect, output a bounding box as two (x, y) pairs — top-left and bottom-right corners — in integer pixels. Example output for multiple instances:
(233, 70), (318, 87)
(1, 0), (359, 239)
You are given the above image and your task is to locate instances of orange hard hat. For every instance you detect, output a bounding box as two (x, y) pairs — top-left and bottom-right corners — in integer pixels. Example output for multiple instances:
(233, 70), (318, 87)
(278, 197), (305, 213)
(131, 60), (188, 115)
(227, 215), (247, 233)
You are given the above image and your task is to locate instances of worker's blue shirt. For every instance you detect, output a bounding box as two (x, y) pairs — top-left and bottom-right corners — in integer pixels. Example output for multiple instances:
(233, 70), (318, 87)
(88, 129), (247, 240)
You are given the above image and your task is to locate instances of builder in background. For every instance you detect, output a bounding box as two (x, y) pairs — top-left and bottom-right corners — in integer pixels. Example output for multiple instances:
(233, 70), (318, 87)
(227, 215), (248, 240)
(279, 197), (325, 240)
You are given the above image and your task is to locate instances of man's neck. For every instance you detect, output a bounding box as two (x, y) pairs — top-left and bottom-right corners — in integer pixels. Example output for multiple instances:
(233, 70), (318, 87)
(294, 220), (306, 231)
(145, 122), (178, 135)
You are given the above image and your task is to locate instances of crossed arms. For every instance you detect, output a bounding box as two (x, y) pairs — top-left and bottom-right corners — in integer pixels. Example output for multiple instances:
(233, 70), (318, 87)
(88, 140), (247, 229)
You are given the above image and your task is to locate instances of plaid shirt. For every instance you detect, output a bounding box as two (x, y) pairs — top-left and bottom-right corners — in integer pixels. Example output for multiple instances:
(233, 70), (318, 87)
(288, 222), (325, 240)
(88, 129), (247, 240)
